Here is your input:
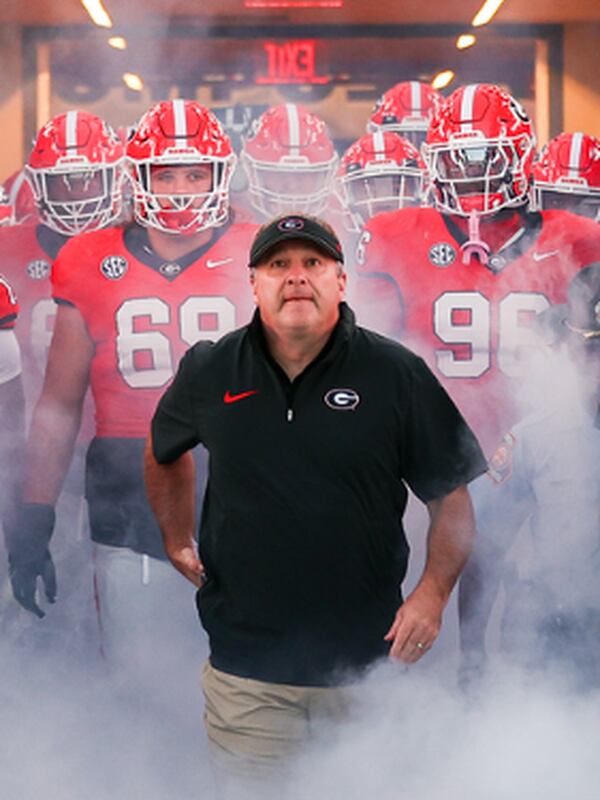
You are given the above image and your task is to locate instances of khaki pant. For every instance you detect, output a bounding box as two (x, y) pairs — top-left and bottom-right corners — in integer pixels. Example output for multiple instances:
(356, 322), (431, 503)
(201, 661), (356, 799)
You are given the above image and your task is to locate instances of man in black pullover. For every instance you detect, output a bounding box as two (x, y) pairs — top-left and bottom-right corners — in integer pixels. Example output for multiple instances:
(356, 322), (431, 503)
(145, 213), (486, 795)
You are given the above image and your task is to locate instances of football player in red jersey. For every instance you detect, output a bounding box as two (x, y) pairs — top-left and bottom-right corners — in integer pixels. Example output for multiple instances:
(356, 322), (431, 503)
(367, 80), (443, 149)
(335, 131), (425, 312)
(0, 111), (125, 413)
(240, 103), (338, 220)
(335, 131), (425, 233)
(531, 132), (600, 222)
(9, 101), (256, 696)
(356, 84), (600, 452)
(239, 102), (350, 296)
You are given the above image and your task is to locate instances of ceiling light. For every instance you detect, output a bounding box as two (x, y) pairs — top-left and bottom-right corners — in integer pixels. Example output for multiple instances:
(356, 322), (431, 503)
(431, 70), (455, 90)
(456, 34), (476, 50)
(472, 0), (506, 28)
(123, 73), (143, 92)
(108, 36), (127, 50)
(81, 0), (113, 28)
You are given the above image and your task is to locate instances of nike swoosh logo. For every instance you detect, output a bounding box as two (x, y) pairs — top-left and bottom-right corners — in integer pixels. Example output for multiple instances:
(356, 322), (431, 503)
(532, 250), (559, 262)
(206, 257), (233, 269)
(224, 389), (259, 404)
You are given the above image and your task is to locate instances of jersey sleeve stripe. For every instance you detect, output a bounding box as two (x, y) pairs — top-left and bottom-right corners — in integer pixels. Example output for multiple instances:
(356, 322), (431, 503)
(0, 312), (17, 329)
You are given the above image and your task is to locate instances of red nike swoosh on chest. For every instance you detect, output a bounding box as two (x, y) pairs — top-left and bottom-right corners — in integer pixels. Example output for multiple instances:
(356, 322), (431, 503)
(223, 389), (259, 404)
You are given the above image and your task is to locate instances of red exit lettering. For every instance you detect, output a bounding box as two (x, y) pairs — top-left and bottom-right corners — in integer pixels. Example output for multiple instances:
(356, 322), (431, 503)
(257, 40), (329, 85)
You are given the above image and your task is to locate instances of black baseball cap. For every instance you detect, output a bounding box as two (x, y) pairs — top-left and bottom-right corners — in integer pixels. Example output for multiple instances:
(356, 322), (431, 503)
(564, 263), (600, 339)
(249, 215), (344, 268)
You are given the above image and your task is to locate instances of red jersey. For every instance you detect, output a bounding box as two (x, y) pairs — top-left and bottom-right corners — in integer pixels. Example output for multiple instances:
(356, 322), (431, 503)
(0, 274), (18, 329)
(0, 223), (66, 402)
(0, 202), (13, 227)
(52, 220), (257, 438)
(356, 207), (600, 450)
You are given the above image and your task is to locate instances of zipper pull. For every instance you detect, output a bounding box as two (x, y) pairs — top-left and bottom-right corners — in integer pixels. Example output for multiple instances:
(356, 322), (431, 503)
(287, 408), (294, 422)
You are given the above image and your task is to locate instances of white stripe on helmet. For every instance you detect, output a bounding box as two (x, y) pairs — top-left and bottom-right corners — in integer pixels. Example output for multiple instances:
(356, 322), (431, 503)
(172, 99), (187, 138)
(286, 104), (300, 157)
(568, 132), (584, 178)
(372, 130), (386, 160)
(460, 84), (478, 133)
(410, 81), (421, 113)
(65, 111), (78, 154)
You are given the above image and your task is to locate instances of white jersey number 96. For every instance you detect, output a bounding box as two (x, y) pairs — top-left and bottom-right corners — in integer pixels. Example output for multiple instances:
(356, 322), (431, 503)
(433, 291), (550, 378)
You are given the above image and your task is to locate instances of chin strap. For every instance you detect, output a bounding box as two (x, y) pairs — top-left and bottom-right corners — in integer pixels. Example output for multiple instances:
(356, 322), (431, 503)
(461, 211), (490, 265)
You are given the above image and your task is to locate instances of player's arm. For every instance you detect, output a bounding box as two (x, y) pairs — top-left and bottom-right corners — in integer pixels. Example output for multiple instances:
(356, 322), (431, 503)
(5, 303), (92, 617)
(144, 437), (203, 587)
(385, 484), (476, 663)
(24, 303), (93, 503)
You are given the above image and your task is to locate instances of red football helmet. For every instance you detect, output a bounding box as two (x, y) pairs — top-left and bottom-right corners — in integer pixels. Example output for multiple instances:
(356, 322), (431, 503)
(423, 83), (536, 217)
(241, 104), (338, 218)
(127, 99), (236, 235)
(531, 132), (600, 221)
(336, 132), (424, 230)
(26, 111), (124, 235)
(3, 168), (38, 224)
(367, 81), (442, 148)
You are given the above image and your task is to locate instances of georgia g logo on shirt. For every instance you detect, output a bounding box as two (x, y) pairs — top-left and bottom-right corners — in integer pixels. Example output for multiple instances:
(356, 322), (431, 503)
(324, 388), (360, 411)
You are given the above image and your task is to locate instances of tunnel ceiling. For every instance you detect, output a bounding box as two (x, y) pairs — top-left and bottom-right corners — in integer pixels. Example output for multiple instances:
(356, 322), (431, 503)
(2, 0), (600, 27)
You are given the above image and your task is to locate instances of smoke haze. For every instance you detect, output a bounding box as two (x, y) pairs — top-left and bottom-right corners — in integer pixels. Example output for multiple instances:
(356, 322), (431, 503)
(1, 7), (599, 799)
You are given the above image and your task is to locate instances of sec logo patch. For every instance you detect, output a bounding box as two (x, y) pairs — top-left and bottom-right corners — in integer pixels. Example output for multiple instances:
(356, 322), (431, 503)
(429, 243), (456, 267)
(27, 259), (51, 280)
(100, 255), (128, 280)
(324, 388), (360, 411)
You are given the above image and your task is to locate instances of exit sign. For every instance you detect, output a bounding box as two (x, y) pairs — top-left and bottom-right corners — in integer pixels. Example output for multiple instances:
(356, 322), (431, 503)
(256, 40), (330, 84)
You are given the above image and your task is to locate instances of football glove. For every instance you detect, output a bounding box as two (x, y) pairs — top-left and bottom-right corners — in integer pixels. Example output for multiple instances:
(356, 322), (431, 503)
(5, 503), (56, 619)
